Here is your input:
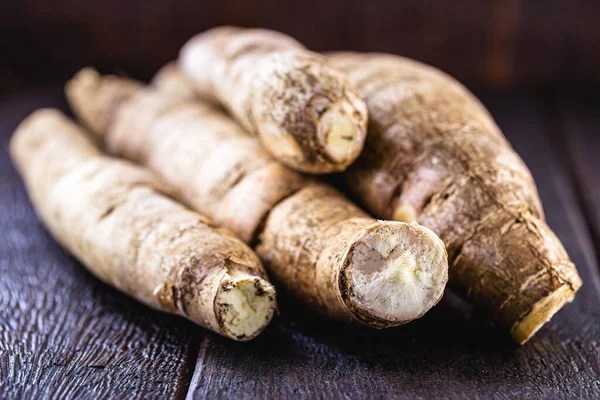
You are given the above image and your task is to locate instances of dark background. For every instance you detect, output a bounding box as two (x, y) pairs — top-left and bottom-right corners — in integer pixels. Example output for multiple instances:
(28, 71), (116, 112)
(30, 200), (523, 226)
(1, 2), (600, 399)
(1, 0), (600, 94)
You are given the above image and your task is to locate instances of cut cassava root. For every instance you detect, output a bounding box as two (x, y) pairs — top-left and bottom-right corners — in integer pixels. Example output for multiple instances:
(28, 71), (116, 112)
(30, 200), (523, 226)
(66, 68), (449, 328)
(179, 26), (368, 174)
(256, 184), (448, 326)
(10, 109), (276, 341)
(328, 52), (583, 343)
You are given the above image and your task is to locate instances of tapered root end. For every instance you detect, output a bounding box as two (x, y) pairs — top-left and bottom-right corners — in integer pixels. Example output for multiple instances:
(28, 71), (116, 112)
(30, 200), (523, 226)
(341, 221), (449, 327)
(216, 275), (277, 341)
(510, 283), (578, 344)
(65, 67), (141, 136)
(65, 68), (103, 133)
(151, 61), (197, 99)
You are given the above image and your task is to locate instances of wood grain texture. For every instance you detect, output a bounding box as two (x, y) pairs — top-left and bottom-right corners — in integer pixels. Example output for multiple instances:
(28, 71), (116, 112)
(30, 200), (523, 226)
(186, 93), (600, 399)
(0, 88), (197, 399)
(1, 1), (599, 88)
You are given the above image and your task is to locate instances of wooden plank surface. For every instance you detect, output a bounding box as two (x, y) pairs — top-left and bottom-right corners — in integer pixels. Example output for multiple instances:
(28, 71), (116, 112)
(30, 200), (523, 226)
(0, 88), (599, 399)
(1, 1), (600, 88)
(0, 88), (197, 399)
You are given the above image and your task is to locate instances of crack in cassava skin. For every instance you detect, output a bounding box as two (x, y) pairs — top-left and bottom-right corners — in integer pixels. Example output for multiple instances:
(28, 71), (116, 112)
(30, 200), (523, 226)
(65, 69), (449, 328)
(10, 110), (276, 341)
(179, 26), (368, 174)
(328, 52), (583, 343)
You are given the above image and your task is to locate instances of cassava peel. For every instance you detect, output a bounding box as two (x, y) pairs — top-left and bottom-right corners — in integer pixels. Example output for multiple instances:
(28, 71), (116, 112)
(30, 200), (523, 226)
(179, 26), (368, 174)
(10, 109), (276, 341)
(328, 52), (583, 343)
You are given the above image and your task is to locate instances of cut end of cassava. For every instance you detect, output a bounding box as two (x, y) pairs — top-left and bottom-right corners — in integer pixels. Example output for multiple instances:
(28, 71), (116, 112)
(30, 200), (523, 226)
(510, 283), (578, 345)
(216, 274), (277, 341)
(341, 221), (449, 327)
(318, 109), (364, 167)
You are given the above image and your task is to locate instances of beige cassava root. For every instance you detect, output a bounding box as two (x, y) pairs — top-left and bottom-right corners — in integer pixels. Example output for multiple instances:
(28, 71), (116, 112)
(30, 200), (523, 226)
(10, 109), (276, 341)
(179, 26), (368, 174)
(328, 52), (583, 344)
(66, 68), (449, 328)
(152, 61), (198, 100)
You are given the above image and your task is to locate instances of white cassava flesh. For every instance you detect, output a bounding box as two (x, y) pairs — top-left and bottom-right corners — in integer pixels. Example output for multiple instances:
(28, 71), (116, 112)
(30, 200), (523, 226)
(216, 273), (276, 338)
(345, 222), (448, 324)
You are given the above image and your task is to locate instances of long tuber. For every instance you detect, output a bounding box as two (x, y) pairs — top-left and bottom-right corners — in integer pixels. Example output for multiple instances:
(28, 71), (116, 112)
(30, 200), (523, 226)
(66, 68), (449, 328)
(179, 26), (368, 174)
(327, 53), (583, 343)
(10, 109), (276, 341)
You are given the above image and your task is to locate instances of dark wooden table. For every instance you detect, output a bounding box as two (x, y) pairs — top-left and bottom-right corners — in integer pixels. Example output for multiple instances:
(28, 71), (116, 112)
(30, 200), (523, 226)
(1, 86), (599, 399)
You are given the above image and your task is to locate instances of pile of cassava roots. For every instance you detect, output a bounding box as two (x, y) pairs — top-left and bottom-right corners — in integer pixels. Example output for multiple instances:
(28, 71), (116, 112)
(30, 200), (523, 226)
(11, 26), (582, 344)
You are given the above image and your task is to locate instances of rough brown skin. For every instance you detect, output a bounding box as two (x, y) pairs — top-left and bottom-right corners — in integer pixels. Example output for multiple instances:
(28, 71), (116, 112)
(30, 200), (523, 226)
(66, 68), (449, 328)
(179, 26), (368, 174)
(10, 109), (276, 341)
(257, 184), (448, 327)
(328, 52), (583, 344)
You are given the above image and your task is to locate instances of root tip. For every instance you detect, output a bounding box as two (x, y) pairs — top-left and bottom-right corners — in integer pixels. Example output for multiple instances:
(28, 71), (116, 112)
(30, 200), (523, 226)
(510, 284), (578, 344)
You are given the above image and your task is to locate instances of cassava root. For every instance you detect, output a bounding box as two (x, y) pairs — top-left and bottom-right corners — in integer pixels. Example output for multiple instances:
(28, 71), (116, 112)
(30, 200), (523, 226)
(10, 109), (276, 341)
(327, 52), (583, 344)
(65, 68), (449, 328)
(179, 26), (368, 174)
(152, 61), (198, 100)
